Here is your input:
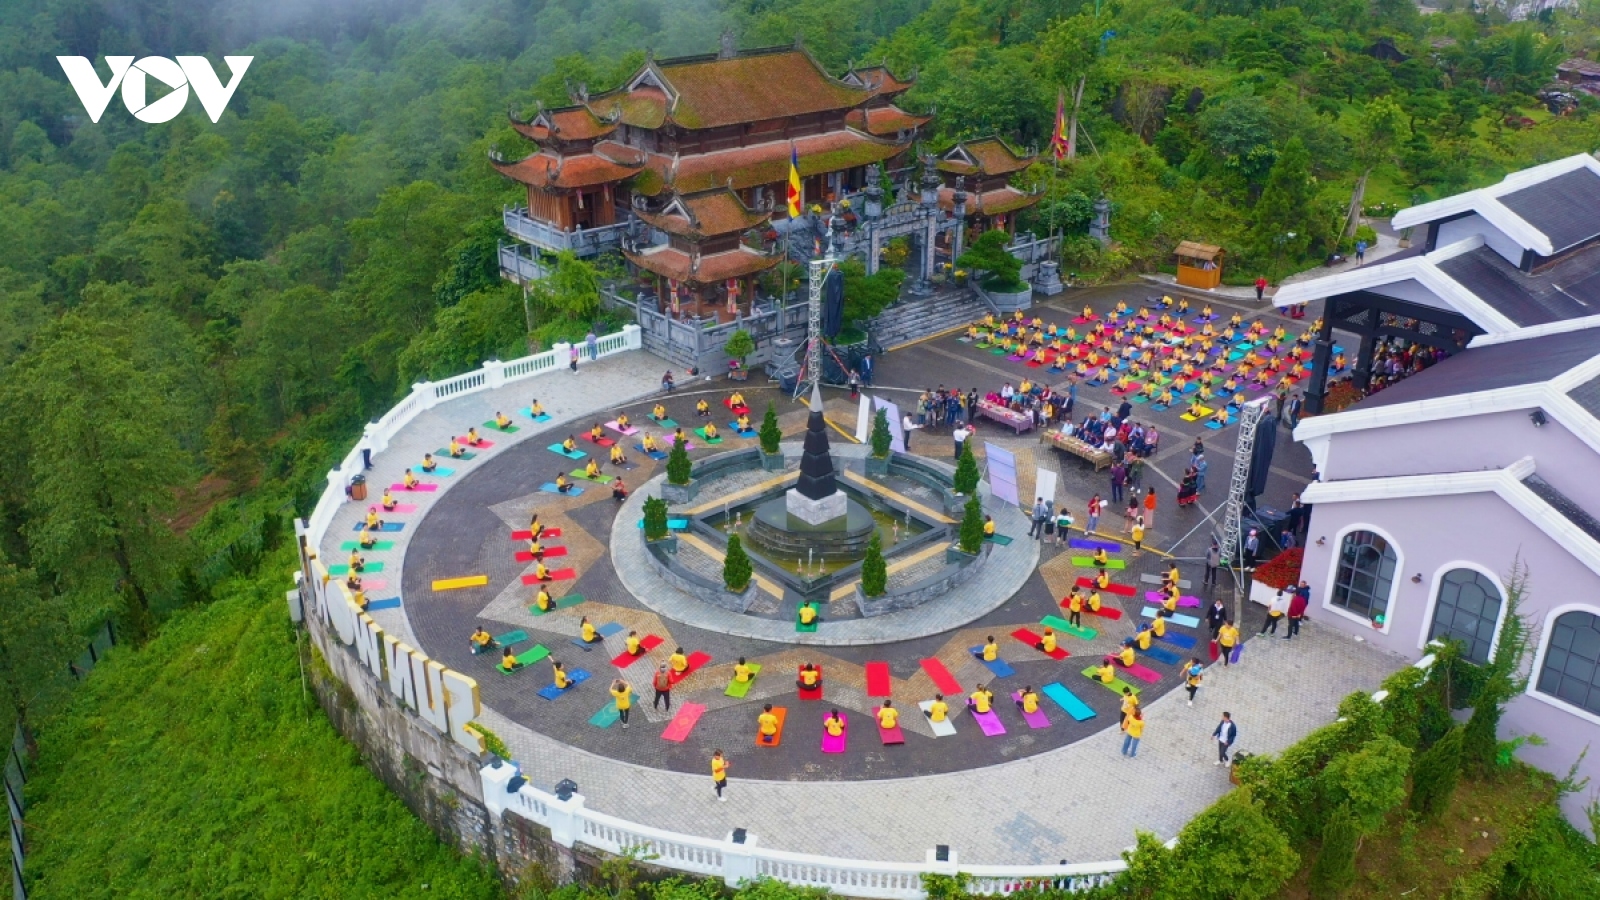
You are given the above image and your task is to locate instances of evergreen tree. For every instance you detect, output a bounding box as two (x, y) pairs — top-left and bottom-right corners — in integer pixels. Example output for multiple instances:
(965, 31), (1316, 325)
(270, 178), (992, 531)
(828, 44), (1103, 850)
(666, 440), (692, 485)
(1463, 565), (1530, 770)
(861, 532), (887, 597)
(641, 497), (670, 541)
(723, 534), (753, 592)
(953, 440), (980, 495)
(959, 496), (985, 554)
(1308, 808), (1359, 900)
(1251, 137), (1314, 272)
(1409, 726), (1464, 821)
(870, 408), (893, 458)
(759, 402), (782, 455)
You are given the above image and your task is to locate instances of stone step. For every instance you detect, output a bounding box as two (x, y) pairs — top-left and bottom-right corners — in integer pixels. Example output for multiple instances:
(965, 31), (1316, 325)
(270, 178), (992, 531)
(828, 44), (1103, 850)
(870, 292), (992, 348)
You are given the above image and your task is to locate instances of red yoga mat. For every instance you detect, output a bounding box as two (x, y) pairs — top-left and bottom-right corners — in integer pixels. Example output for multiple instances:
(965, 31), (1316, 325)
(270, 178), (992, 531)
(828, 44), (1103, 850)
(514, 547), (569, 562)
(520, 568), (577, 584)
(797, 665), (824, 700)
(874, 709), (906, 745)
(669, 651), (712, 685)
(611, 635), (664, 668)
(455, 436), (496, 449)
(661, 703), (706, 742)
(1075, 576), (1137, 598)
(511, 528), (563, 540)
(1088, 606), (1125, 620)
(1118, 661), (1163, 683)
(864, 661), (892, 697)
(1010, 628), (1070, 661)
(920, 658), (962, 695)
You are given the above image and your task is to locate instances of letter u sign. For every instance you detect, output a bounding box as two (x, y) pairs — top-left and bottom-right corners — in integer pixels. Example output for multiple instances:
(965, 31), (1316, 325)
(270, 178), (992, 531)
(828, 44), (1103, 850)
(58, 56), (252, 123)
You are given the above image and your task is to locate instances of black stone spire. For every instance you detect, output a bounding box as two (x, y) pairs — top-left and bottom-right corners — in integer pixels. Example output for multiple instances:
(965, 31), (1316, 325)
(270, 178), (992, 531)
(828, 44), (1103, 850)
(794, 382), (838, 501)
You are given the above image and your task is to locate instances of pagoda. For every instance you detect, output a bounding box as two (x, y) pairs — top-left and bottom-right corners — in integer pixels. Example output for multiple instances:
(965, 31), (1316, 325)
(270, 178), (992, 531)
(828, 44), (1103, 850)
(787, 382), (845, 525)
(936, 137), (1042, 237)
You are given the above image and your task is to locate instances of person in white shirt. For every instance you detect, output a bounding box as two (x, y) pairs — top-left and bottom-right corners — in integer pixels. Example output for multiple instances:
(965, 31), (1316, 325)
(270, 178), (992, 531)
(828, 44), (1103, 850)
(952, 423), (971, 458)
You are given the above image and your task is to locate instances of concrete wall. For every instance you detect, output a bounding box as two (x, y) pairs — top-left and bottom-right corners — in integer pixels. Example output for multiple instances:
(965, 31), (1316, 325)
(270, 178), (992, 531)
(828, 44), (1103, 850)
(1322, 411), (1600, 514)
(1436, 213), (1524, 265)
(1367, 278), (1459, 313)
(1300, 491), (1600, 832)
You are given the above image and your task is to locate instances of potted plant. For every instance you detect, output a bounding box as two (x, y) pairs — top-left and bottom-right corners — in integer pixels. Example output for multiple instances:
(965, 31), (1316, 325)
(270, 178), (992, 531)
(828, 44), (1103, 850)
(724, 328), (755, 380)
(641, 496), (676, 552)
(860, 532), (887, 598)
(949, 494), (986, 563)
(662, 441), (697, 503)
(723, 533), (754, 593)
(952, 440), (980, 495)
(866, 408), (893, 476)
(758, 402), (784, 470)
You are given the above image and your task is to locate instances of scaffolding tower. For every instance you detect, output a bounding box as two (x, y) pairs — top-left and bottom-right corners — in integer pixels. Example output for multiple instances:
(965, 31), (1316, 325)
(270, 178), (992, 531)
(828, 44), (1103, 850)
(1220, 396), (1273, 584)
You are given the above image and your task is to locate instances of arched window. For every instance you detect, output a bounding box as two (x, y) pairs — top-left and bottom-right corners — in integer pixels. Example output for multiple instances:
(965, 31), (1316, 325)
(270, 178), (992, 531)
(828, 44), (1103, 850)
(1331, 530), (1396, 624)
(1537, 611), (1600, 716)
(1428, 569), (1502, 664)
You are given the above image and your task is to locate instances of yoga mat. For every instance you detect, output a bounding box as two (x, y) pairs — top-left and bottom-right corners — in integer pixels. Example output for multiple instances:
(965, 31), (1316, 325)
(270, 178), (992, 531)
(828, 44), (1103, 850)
(864, 661), (892, 697)
(1010, 628), (1070, 660)
(522, 408), (552, 422)
(498, 645), (550, 675)
(511, 528), (563, 540)
(1143, 645), (1183, 665)
(821, 713), (848, 753)
(548, 444), (588, 459)
(1118, 661), (1162, 683)
(494, 630), (529, 646)
(1069, 538), (1121, 552)
(635, 445), (669, 460)
(1081, 667), (1140, 695)
(648, 416), (678, 428)
(340, 540), (394, 551)
(972, 709), (1007, 737)
(514, 547), (569, 562)
(537, 669), (591, 700)
(328, 562), (385, 575)
(1141, 608), (1201, 628)
(570, 633), (607, 651)
(920, 659), (962, 695)
(1076, 577), (1136, 598)
(611, 634), (663, 667)
(529, 594), (585, 616)
(669, 651), (712, 685)
(582, 434), (616, 447)
(661, 703), (706, 742)
(435, 448), (477, 461)
(874, 709), (906, 745)
(1144, 591), (1201, 608)
(918, 700), (957, 736)
(589, 702), (620, 728)
(724, 399), (750, 413)
(795, 617), (818, 633)
(969, 647), (1017, 678)
(1160, 632), (1198, 650)
(454, 436), (495, 449)
(432, 575), (487, 591)
(485, 420), (520, 433)
(571, 469), (614, 484)
(1139, 574), (1191, 588)
(755, 706), (788, 747)
(1041, 615), (1098, 641)
(663, 435), (695, 449)
(1231, 642), (1244, 664)
(797, 666), (823, 700)
(725, 663), (763, 698)
(1073, 557), (1126, 569)
(365, 598), (401, 611)
(519, 567), (577, 584)
(637, 518), (689, 530)
(1042, 682), (1096, 721)
(985, 534), (1014, 546)
(386, 503), (418, 513)
(539, 484), (586, 496)
(420, 466), (456, 477)
(729, 423), (756, 436)
(1011, 692), (1051, 729)
(353, 522), (407, 532)
(605, 421), (639, 436)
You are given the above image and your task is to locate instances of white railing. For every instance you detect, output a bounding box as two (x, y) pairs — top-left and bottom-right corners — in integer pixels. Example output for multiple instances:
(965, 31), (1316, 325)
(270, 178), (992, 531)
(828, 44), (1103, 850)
(303, 324), (644, 545)
(503, 207), (629, 256)
(480, 766), (1126, 899)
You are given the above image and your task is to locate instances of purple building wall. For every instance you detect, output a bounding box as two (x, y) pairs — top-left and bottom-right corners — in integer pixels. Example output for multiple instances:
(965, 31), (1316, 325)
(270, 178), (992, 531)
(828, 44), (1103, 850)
(1300, 490), (1600, 833)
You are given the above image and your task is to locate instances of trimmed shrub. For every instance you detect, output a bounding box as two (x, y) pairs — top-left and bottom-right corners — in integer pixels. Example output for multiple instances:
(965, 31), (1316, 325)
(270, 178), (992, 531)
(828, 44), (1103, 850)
(1410, 726), (1464, 821)
(870, 408), (892, 458)
(642, 496), (670, 541)
(759, 402), (782, 455)
(953, 439), (980, 495)
(1309, 808), (1360, 899)
(723, 534), (753, 592)
(666, 440), (692, 485)
(958, 495), (985, 554)
(861, 532), (887, 597)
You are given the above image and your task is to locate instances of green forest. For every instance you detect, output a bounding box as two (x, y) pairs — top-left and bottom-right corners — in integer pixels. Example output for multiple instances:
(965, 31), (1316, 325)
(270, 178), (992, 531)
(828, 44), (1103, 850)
(1, 0), (1598, 895)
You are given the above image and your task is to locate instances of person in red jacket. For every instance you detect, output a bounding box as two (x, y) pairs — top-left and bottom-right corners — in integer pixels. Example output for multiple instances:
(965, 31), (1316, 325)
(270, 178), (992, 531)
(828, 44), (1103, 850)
(1254, 276), (1268, 302)
(1286, 581), (1311, 640)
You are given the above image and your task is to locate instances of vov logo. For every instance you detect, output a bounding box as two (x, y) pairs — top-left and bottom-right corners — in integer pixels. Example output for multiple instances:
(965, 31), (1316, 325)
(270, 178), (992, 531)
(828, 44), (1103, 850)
(57, 56), (252, 124)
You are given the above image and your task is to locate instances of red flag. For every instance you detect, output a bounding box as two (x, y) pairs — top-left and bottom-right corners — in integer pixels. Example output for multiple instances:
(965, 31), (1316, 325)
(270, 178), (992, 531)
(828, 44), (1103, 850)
(1051, 87), (1069, 162)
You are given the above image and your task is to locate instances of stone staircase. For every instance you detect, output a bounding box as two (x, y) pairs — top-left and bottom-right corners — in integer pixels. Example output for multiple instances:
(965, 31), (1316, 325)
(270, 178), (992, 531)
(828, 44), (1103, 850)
(868, 287), (992, 350)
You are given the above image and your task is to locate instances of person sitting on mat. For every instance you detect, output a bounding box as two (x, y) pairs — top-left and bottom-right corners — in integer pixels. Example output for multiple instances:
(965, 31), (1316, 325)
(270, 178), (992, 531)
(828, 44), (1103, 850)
(580, 617), (598, 644)
(1017, 687), (1040, 715)
(589, 424), (604, 443)
(534, 561), (553, 581)
(1036, 629), (1058, 655)
(1093, 569), (1113, 591)
(983, 516), (996, 537)
(344, 572), (362, 592)
(495, 412), (512, 430)
(365, 505), (385, 528)
(352, 588), (368, 610)
(642, 433), (660, 453)
(530, 400), (545, 417)
(926, 693), (949, 723)
(403, 468), (420, 489)
(359, 527), (377, 549)
(758, 703), (779, 743)
(617, 413), (630, 430)
(1163, 585), (1180, 614)
(609, 443), (626, 466)
(696, 399), (711, 418)
(552, 660), (571, 690)
(968, 684), (994, 714)
(673, 427), (687, 445)
(978, 637), (999, 662)
(734, 657), (754, 684)
(528, 513), (543, 538)
(562, 436), (578, 454)
(1134, 624), (1154, 651)
(1092, 547), (1110, 568)
(1151, 611), (1169, 639)
(799, 602), (819, 626)
(470, 627), (496, 654)
(584, 459), (601, 480)
(555, 473), (571, 494)
(798, 663), (820, 691)
(736, 413), (751, 432)
(381, 489), (397, 512)
(729, 391), (746, 409)
(348, 550), (365, 573)
(877, 700), (899, 730)
(1211, 406), (1230, 427)
(1097, 659), (1117, 684)
(528, 537), (546, 558)
(704, 422), (719, 440)
(448, 438), (464, 459)
(535, 587), (554, 613)
(652, 403), (668, 421)
(502, 647), (520, 670)
(466, 427), (481, 446)
(670, 647), (689, 674)
(612, 478), (628, 502)
(825, 710), (845, 738)
(422, 453), (438, 473)
(1116, 643), (1137, 668)
(1088, 589), (1104, 613)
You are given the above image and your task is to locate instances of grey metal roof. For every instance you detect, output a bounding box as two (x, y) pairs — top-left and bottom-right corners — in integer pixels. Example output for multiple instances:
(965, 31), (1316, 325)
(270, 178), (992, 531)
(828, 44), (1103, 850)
(1435, 245), (1600, 326)
(1353, 324), (1600, 410)
(1570, 374), (1600, 419)
(1499, 169), (1600, 253)
(1522, 474), (1600, 545)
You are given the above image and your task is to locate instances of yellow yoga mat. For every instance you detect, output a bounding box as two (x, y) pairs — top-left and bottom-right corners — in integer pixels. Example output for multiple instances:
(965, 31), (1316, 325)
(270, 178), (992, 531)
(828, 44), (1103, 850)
(433, 575), (489, 591)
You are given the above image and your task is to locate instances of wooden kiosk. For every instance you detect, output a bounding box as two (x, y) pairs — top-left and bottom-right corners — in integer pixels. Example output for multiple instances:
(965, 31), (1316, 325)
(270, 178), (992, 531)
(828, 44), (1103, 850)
(1174, 241), (1224, 290)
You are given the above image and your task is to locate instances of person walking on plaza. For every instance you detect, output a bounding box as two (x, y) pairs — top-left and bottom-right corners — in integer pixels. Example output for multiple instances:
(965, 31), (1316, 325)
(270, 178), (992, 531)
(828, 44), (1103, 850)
(1204, 540), (1221, 589)
(1194, 453), (1208, 493)
(1217, 619), (1240, 667)
(1243, 529), (1260, 571)
(1029, 497), (1050, 539)
(1255, 275), (1268, 302)
(1128, 456), (1145, 494)
(1121, 707), (1145, 758)
(711, 749), (729, 801)
(651, 664), (673, 711)
(1205, 597), (1228, 639)
(569, 344), (581, 373)
(1184, 658), (1204, 706)
(952, 422), (971, 460)
(610, 678), (634, 729)
(1213, 712), (1238, 765)
(1287, 581), (1310, 639)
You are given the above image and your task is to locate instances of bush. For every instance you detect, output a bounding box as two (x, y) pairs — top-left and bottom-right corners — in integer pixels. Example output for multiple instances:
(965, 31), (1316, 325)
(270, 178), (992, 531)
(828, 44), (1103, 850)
(642, 496), (670, 541)
(953, 440), (980, 495)
(1319, 734), (1412, 835)
(666, 440), (692, 485)
(724, 328), (755, 366)
(861, 532), (887, 597)
(759, 402), (782, 455)
(723, 534), (753, 592)
(1164, 787), (1299, 900)
(1410, 726), (1465, 821)
(870, 408), (892, 458)
(467, 722), (512, 761)
(958, 495), (985, 554)
(1309, 808), (1360, 899)
(956, 230), (1024, 292)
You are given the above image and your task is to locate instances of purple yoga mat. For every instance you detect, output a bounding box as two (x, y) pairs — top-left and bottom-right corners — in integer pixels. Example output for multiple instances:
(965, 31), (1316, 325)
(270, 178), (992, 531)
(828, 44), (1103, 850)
(821, 713), (848, 753)
(1231, 643), (1244, 664)
(1011, 693), (1051, 729)
(1144, 591), (1202, 608)
(1070, 538), (1121, 552)
(972, 709), (1008, 736)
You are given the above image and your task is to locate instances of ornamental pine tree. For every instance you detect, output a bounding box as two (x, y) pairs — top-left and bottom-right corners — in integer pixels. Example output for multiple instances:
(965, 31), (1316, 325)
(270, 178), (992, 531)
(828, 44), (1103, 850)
(642, 496), (670, 541)
(953, 439), (980, 495)
(1409, 726), (1464, 821)
(861, 532), (887, 597)
(723, 533), (753, 592)
(666, 439), (692, 485)
(959, 495), (985, 554)
(870, 408), (892, 458)
(1308, 808), (1358, 900)
(759, 401), (781, 455)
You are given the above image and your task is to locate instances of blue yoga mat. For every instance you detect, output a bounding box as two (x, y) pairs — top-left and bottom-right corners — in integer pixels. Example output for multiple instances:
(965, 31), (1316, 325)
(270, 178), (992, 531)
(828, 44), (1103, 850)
(634, 444), (669, 460)
(970, 648), (1016, 678)
(1143, 646), (1182, 666)
(1042, 682), (1096, 721)
(1069, 538), (1120, 552)
(1142, 608), (1201, 628)
(539, 483), (586, 496)
(352, 522), (405, 533)
(570, 623), (624, 650)
(366, 598), (402, 611)
(522, 408), (552, 422)
(536, 669), (591, 700)
(637, 518), (689, 530)
(547, 444), (587, 459)
(1160, 632), (1199, 650)
(420, 466), (456, 477)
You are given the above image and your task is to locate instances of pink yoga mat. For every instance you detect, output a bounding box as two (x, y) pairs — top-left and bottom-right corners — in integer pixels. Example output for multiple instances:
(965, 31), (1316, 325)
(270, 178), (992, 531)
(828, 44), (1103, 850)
(388, 503), (418, 513)
(661, 703), (706, 742)
(1118, 662), (1162, 683)
(390, 483), (437, 492)
(821, 713), (848, 753)
(1011, 692), (1051, 729)
(455, 436), (495, 449)
(1144, 591), (1202, 608)
(972, 709), (1007, 737)
(353, 578), (388, 591)
(605, 420), (640, 436)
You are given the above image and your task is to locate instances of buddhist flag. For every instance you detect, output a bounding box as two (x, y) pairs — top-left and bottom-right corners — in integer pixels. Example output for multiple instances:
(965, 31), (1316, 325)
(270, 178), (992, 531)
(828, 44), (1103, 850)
(1051, 87), (1069, 162)
(787, 145), (802, 218)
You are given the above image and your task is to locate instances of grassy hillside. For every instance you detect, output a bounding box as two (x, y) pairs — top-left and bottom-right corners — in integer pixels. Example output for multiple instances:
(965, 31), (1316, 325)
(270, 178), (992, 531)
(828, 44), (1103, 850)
(19, 547), (503, 900)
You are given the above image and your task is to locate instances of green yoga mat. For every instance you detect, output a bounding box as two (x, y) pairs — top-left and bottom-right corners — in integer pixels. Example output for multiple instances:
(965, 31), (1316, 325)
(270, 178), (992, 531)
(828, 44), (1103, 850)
(340, 541), (394, 551)
(1081, 666), (1140, 695)
(985, 534), (1014, 546)
(589, 701), (621, 728)
(485, 420), (520, 433)
(650, 417), (678, 428)
(1041, 615), (1097, 641)
(571, 468), (615, 485)
(725, 663), (763, 698)
(694, 428), (723, 444)
(796, 617), (818, 633)
(328, 562), (385, 576)
(494, 630), (529, 646)
(1072, 557), (1126, 569)
(529, 594), (585, 616)
(436, 448), (478, 461)
(498, 645), (550, 675)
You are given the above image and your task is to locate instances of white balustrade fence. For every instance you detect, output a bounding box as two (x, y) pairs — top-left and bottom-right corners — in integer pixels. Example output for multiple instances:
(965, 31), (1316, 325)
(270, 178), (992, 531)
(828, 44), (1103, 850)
(303, 324), (643, 545)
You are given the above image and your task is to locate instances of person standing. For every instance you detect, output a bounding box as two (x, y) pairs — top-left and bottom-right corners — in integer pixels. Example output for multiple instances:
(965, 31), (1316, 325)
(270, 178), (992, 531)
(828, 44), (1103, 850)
(569, 344), (581, 373)
(1259, 589), (1289, 635)
(1355, 238), (1368, 265)
(1254, 275), (1268, 302)
(1184, 659), (1204, 706)
(651, 664), (673, 711)
(1109, 462), (1126, 505)
(1121, 708), (1145, 758)
(1194, 453), (1208, 493)
(1243, 529), (1260, 570)
(1204, 540), (1221, 588)
(1128, 456), (1145, 494)
(1086, 495), (1103, 535)
(610, 678), (634, 729)
(711, 749), (729, 801)
(1287, 392), (1303, 429)
(586, 329), (598, 360)
(861, 353), (874, 387)
(1064, 377), (1077, 419)
(848, 369), (861, 398)
(1213, 713), (1238, 766)
(1142, 487), (1157, 531)
(952, 422), (971, 460)
(1205, 597), (1228, 639)
(1029, 497), (1050, 539)
(1287, 581), (1310, 640)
